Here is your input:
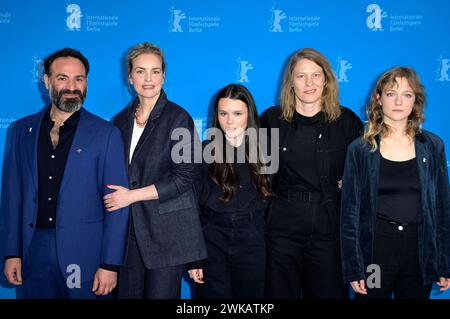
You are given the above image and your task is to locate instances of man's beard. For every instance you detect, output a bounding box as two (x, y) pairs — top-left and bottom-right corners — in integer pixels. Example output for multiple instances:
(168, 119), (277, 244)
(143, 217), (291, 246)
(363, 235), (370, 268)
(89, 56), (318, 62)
(49, 84), (87, 113)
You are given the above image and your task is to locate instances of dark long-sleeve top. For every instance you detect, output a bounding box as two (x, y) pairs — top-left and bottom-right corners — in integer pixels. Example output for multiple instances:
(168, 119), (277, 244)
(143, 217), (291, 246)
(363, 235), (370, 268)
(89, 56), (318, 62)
(199, 141), (265, 215)
(261, 106), (363, 231)
(278, 110), (322, 192)
(187, 141), (267, 271)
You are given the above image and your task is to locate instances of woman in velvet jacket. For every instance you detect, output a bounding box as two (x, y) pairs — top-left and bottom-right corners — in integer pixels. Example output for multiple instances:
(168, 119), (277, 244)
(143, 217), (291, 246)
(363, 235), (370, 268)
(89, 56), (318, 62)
(102, 43), (206, 298)
(341, 66), (450, 299)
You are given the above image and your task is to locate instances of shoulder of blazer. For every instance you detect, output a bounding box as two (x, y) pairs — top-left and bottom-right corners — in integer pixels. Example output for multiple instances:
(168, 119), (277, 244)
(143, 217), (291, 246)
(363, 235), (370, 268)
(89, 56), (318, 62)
(260, 105), (282, 128)
(348, 136), (371, 157)
(161, 99), (192, 122)
(334, 106), (364, 140)
(79, 108), (115, 131)
(113, 101), (135, 128)
(334, 106), (363, 129)
(338, 106), (362, 123)
(15, 108), (46, 128)
(417, 129), (444, 146)
(416, 129), (445, 154)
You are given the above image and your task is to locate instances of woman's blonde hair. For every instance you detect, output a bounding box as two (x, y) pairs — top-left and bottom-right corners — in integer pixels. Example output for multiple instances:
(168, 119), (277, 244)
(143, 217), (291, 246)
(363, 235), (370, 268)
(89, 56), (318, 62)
(364, 66), (425, 151)
(280, 48), (341, 122)
(126, 42), (165, 76)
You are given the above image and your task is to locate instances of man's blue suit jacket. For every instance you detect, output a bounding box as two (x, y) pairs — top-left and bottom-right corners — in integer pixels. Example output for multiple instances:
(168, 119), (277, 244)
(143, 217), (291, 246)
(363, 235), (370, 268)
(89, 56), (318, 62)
(4, 107), (130, 283)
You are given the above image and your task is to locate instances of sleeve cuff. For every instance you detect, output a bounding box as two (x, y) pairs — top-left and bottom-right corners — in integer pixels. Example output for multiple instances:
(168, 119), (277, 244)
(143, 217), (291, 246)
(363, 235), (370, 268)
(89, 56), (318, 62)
(99, 264), (120, 272)
(343, 272), (365, 283)
(4, 256), (21, 261)
(186, 260), (205, 271)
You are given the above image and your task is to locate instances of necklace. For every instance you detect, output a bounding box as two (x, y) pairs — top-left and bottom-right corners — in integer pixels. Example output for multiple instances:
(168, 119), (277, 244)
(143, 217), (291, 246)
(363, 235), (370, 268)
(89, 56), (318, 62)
(134, 104), (149, 127)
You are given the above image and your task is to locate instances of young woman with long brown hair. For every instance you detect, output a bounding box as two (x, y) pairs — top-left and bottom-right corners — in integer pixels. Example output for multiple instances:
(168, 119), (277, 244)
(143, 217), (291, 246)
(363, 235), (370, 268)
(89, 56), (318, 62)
(188, 84), (272, 298)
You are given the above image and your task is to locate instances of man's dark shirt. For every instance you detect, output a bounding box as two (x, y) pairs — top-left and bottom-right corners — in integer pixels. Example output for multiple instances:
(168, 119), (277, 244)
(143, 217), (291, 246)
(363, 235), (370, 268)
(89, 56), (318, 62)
(37, 107), (80, 228)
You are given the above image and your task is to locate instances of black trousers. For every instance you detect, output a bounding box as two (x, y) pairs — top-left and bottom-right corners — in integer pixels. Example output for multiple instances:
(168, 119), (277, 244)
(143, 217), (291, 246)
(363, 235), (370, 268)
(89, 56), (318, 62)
(356, 218), (432, 299)
(117, 223), (183, 299)
(266, 192), (348, 299)
(195, 210), (266, 299)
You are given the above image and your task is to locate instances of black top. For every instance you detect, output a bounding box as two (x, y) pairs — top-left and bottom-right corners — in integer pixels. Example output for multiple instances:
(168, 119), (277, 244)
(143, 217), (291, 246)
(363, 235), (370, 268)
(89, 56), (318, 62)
(202, 142), (264, 214)
(278, 111), (322, 192)
(187, 143), (265, 270)
(377, 156), (420, 224)
(261, 105), (363, 233)
(37, 107), (80, 228)
(261, 106), (363, 200)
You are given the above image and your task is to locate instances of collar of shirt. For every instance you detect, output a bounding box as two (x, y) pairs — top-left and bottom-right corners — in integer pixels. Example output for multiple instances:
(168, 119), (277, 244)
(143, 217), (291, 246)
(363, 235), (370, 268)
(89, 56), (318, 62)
(44, 106), (81, 128)
(293, 110), (324, 127)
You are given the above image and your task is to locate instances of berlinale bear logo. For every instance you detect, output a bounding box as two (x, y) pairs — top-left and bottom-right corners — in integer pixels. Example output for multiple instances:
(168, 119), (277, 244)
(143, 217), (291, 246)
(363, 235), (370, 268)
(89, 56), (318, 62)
(337, 58), (353, 83)
(270, 8), (287, 32)
(366, 4), (387, 31)
(437, 56), (450, 82)
(236, 57), (253, 83)
(169, 7), (186, 32)
(66, 4), (82, 31)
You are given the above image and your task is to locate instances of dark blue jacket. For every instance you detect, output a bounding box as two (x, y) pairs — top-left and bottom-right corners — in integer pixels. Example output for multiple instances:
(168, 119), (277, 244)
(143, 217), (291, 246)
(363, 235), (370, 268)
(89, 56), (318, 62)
(114, 91), (207, 269)
(340, 131), (450, 284)
(4, 108), (130, 282)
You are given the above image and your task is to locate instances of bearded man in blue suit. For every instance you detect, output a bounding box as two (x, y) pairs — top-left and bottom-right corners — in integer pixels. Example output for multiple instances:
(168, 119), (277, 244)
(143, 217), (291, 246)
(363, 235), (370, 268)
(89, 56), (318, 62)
(3, 48), (129, 299)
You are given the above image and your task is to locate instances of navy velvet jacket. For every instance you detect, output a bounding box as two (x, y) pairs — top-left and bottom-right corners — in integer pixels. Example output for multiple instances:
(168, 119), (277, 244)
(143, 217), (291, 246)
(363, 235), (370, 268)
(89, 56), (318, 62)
(340, 131), (450, 284)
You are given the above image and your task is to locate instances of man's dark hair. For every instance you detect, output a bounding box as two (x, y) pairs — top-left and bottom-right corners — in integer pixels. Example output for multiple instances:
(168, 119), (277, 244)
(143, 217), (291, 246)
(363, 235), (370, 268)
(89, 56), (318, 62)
(44, 48), (90, 76)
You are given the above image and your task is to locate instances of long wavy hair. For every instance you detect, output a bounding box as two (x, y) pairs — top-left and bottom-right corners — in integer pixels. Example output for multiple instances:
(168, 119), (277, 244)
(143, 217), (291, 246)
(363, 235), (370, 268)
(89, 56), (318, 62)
(280, 48), (341, 122)
(208, 84), (273, 203)
(364, 67), (426, 151)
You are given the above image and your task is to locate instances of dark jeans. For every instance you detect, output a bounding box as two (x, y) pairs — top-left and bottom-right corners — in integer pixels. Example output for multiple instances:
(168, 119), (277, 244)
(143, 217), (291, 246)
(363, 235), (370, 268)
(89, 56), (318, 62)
(266, 192), (347, 299)
(23, 228), (102, 299)
(356, 218), (432, 299)
(118, 227), (183, 299)
(195, 209), (266, 299)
